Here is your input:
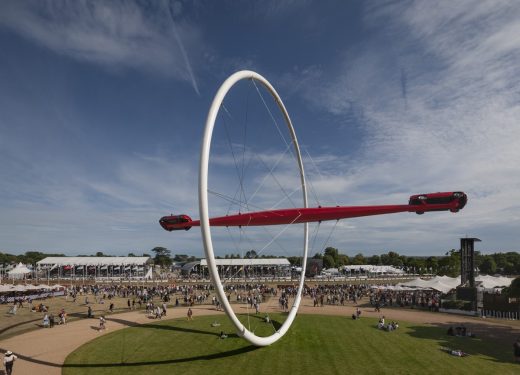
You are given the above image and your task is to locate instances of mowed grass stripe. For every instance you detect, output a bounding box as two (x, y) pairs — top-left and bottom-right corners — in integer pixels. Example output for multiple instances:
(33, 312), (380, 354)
(63, 314), (519, 375)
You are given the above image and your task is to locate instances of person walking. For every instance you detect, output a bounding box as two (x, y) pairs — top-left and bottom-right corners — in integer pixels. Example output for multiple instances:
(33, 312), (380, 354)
(99, 316), (106, 331)
(162, 302), (167, 317)
(3, 350), (17, 375)
(514, 338), (520, 363)
(187, 307), (193, 320)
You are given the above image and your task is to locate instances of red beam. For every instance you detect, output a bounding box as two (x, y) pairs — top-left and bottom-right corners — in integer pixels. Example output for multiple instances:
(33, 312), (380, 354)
(159, 191), (467, 231)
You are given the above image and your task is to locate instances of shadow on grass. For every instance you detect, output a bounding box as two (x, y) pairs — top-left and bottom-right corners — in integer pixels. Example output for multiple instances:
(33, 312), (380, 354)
(405, 322), (518, 365)
(0, 308), (119, 339)
(106, 314), (284, 337)
(106, 316), (225, 337)
(0, 343), (259, 369)
(62, 344), (259, 368)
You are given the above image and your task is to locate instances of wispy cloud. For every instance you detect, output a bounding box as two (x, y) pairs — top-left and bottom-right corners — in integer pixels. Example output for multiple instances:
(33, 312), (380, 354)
(0, 0), (202, 93)
(290, 0), (520, 252)
(0, 147), (202, 254)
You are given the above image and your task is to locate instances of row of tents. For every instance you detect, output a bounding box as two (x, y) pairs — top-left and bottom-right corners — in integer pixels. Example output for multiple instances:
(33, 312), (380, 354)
(372, 275), (515, 294)
(0, 283), (64, 293)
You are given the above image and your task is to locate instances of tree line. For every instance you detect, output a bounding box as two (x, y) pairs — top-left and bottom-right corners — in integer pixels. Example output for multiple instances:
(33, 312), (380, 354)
(2, 248), (519, 277)
(310, 247), (520, 277)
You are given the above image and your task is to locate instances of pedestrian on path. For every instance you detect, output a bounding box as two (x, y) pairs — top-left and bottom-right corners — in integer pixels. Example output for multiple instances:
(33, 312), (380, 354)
(3, 350), (17, 375)
(187, 307), (193, 320)
(99, 316), (106, 331)
(514, 338), (520, 363)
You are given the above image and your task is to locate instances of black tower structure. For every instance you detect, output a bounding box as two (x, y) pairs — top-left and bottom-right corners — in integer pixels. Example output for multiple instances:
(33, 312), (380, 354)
(460, 237), (481, 287)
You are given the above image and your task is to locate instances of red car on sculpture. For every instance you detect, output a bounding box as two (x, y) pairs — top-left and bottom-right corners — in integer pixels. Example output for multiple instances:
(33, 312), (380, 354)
(408, 191), (467, 214)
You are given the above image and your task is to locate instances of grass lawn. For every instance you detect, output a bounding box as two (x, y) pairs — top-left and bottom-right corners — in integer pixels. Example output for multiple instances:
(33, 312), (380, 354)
(63, 314), (519, 375)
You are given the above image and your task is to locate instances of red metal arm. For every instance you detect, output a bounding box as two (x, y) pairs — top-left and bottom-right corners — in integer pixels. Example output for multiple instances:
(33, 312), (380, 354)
(160, 191), (467, 231)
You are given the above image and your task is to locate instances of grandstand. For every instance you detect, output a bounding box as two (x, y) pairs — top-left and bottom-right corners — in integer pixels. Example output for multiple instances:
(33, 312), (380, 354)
(181, 258), (291, 279)
(36, 256), (152, 281)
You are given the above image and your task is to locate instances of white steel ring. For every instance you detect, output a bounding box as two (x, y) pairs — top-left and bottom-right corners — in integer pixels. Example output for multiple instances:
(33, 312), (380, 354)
(199, 70), (309, 346)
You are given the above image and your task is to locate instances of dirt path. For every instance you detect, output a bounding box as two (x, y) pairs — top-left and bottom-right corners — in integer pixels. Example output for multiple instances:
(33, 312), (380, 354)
(1, 298), (518, 375)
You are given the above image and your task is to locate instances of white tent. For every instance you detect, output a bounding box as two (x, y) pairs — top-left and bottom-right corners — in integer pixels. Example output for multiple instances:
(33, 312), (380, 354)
(475, 275), (514, 289)
(7, 263), (31, 279)
(397, 275), (514, 294)
(0, 284), (13, 293)
(398, 277), (434, 289)
(10, 284), (28, 292)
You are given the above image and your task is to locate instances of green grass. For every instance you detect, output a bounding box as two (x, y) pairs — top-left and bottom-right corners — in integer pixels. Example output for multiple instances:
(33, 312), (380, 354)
(63, 314), (518, 375)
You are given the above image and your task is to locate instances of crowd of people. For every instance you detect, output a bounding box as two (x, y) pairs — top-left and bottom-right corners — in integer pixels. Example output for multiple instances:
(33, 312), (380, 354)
(3, 279), (520, 374)
(369, 288), (442, 311)
(376, 315), (399, 331)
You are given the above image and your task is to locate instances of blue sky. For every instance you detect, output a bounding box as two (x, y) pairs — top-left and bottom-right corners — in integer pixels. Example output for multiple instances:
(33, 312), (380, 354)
(1, 0), (519, 257)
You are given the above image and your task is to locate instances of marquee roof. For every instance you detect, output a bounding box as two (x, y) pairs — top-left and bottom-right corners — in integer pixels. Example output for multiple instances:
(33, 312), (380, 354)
(36, 257), (151, 267)
(341, 265), (405, 274)
(199, 258), (290, 266)
(7, 262), (31, 275)
(397, 275), (514, 293)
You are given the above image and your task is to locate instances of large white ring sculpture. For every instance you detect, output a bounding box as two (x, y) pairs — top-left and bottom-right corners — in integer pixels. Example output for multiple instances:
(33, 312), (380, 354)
(199, 70), (309, 346)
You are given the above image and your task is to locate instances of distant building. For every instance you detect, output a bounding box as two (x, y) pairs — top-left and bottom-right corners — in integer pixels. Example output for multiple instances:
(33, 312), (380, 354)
(36, 256), (152, 280)
(182, 258), (291, 278)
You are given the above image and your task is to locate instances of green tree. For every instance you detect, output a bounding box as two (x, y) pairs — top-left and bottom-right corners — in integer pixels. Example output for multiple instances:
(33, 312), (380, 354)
(151, 247), (172, 267)
(337, 254), (350, 267)
(351, 253), (366, 265)
(438, 249), (460, 277)
(368, 255), (381, 265)
(323, 254), (335, 268)
(425, 256), (439, 273)
(505, 277), (520, 298)
(407, 257), (425, 274)
(173, 254), (190, 262)
(324, 247), (339, 264)
(479, 256), (497, 274)
(287, 256), (302, 266)
(388, 251), (403, 267)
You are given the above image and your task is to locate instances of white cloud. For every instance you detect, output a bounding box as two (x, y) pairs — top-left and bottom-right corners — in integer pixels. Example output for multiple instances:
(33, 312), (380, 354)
(0, 149), (202, 254)
(289, 0), (520, 253)
(0, 0), (201, 93)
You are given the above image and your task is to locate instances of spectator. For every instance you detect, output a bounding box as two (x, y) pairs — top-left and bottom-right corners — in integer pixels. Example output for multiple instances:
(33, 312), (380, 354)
(99, 316), (106, 331)
(3, 350), (17, 375)
(514, 338), (520, 363)
(42, 314), (50, 328)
